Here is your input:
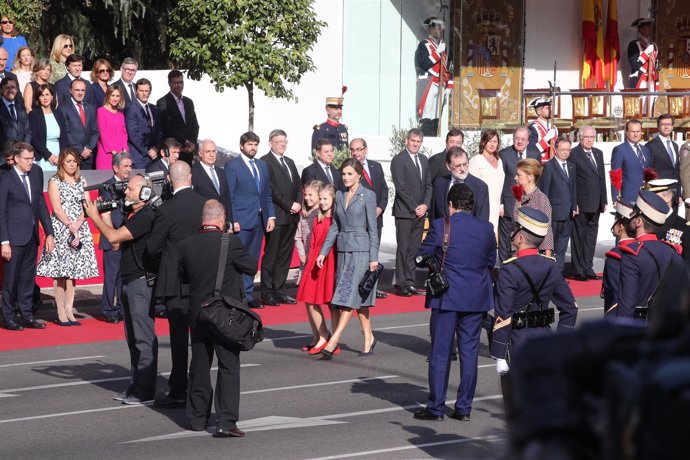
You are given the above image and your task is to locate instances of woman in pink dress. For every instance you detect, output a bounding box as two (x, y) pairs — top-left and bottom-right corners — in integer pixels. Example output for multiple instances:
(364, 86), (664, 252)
(95, 85), (128, 170)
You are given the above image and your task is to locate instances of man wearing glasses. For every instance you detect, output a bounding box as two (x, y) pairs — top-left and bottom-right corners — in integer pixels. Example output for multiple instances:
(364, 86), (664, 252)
(0, 142), (54, 331)
(113, 58), (139, 107)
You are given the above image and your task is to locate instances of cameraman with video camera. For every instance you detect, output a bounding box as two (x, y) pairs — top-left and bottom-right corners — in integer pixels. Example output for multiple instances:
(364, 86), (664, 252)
(413, 183), (496, 422)
(84, 174), (159, 405)
(98, 152), (133, 323)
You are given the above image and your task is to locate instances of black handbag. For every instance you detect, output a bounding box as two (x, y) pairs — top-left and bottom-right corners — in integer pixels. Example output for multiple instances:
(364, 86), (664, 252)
(199, 234), (264, 351)
(358, 263), (384, 299)
(425, 218), (450, 296)
(67, 233), (82, 250)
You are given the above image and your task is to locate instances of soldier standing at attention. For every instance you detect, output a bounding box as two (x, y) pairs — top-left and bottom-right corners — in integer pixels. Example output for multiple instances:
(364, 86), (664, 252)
(527, 98), (557, 164)
(602, 200), (636, 316)
(311, 94), (348, 152)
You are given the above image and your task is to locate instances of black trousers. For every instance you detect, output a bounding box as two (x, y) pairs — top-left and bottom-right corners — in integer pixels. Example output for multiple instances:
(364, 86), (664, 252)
(552, 219), (572, 272)
(187, 321), (241, 431)
(261, 222), (297, 298)
(395, 217), (424, 287)
(498, 216), (515, 264)
(571, 211), (600, 276)
(1, 238), (38, 323)
(166, 295), (190, 398)
(100, 249), (123, 319)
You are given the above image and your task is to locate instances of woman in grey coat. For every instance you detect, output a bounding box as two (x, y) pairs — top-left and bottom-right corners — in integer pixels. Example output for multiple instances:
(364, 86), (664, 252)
(316, 158), (379, 358)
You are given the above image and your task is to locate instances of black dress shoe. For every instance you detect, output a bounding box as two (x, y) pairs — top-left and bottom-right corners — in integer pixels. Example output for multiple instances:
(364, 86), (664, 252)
(4, 320), (24, 331)
(413, 408), (444, 421)
(586, 273), (602, 280)
(214, 427), (245, 438)
(154, 394), (186, 408)
(449, 411), (471, 421)
(407, 286), (425, 295)
(54, 319), (72, 327)
(397, 287), (413, 297)
(247, 300), (264, 309)
(375, 290), (388, 299)
(572, 274), (588, 282)
(262, 297), (280, 307)
(277, 295), (297, 305)
(105, 316), (121, 324)
(25, 319), (46, 329)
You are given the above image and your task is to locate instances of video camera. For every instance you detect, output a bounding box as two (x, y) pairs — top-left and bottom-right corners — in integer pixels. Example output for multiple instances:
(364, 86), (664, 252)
(84, 171), (167, 212)
(415, 253), (449, 296)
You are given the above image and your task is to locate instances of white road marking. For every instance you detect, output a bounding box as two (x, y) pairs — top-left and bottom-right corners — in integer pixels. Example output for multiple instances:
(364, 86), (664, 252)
(124, 394), (504, 443)
(243, 375), (399, 395)
(579, 307), (604, 312)
(307, 435), (503, 459)
(263, 323), (427, 343)
(0, 356), (106, 369)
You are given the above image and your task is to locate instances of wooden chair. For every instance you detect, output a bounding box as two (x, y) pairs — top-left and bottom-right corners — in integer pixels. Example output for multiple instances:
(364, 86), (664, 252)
(571, 88), (608, 121)
(621, 89), (648, 119)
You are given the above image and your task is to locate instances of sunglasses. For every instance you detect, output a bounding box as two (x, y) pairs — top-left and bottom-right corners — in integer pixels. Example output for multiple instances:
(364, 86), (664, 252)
(0, 20), (13, 25)
(63, 44), (73, 49)
(97, 69), (111, 74)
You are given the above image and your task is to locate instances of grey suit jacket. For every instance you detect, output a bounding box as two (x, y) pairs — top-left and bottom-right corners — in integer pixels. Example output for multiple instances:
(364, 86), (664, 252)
(320, 186), (379, 261)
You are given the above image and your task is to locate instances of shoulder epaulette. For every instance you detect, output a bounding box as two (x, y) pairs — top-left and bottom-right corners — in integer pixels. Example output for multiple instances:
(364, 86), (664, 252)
(605, 249), (622, 260)
(341, 123), (348, 129)
(620, 241), (643, 255)
(313, 124), (319, 130)
(685, 221), (690, 227)
(502, 256), (517, 264)
(660, 239), (683, 255)
(539, 254), (557, 261)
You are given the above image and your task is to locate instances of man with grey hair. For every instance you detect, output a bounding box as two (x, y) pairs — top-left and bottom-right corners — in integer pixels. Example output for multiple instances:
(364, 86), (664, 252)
(568, 126), (606, 281)
(391, 128), (432, 296)
(260, 129), (301, 306)
(146, 161), (207, 407)
(98, 151), (133, 323)
(192, 138), (233, 220)
(113, 57), (139, 106)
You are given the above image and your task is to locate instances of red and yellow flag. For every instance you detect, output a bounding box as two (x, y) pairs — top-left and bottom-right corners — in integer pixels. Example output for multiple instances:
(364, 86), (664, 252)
(582, 0), (605, 88)
(604, 0), (620, 88)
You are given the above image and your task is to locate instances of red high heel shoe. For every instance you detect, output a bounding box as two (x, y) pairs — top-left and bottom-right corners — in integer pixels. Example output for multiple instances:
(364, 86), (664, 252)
(308, 340), (329, 355)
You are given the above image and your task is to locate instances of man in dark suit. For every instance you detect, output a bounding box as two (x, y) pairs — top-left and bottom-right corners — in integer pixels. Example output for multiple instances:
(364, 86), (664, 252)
(413, 184), (496, 422)
(146, 161), (207, 407)
(611, 119), (651, 205)
(260, 129), (301, 306)
(98, 152), (133, 323)
(647, 114), (680, 207)
(145, 137), (179, 201)
(125, 78), (162, 169)
(0, 48), (23, 106)
(539, 138), (577, 272)
(350, 137), (389, 298)
(57, 79), (99, 170)
(53, 54), (95, 107)
(569, 126), (607, 281)
(0, 143), (54, 330)
(391, 128), (432, 296)
(428, 128), (464, 182)
(179, 199), (257, 437)
(156, 69), (199, 166)
(301, 138), (344, 190)
(111, 57), (139, 107)
(226, 131), (275, 308)
(0, 76), (31, 151)
(191, 139), (233, 222)
(430, 147), (489, 222)
(498, 127), (541, 263)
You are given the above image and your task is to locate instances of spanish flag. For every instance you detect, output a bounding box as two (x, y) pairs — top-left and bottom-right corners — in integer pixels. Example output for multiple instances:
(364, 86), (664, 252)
(604, 0), (620, 88)
(582, 0), (605, 88)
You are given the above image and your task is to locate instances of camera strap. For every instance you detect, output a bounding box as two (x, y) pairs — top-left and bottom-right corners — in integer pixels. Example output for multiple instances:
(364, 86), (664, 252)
(213, 234), (230, 296)
(513, 261), (547, 312)
(439, 217), (451, 271)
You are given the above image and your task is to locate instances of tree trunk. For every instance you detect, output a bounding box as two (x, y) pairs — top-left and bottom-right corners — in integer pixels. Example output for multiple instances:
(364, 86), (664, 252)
(246, 82), (254, 132)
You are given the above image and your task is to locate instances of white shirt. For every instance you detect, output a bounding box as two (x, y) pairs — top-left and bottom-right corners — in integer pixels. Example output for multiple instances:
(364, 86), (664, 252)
(241, 154), (260, 182)
(201, 161), (218, 185)
(173, 185), (192, 195)
(271, 151), (292, 181)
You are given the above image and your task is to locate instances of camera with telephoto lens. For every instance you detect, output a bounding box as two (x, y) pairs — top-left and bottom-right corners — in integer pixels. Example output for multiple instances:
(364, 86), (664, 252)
(415, 253), (449, 296)
(81, 198), (125, 214)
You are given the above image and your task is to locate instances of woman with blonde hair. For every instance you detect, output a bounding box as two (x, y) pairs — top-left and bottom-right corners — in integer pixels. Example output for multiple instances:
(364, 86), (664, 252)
(90, 59), (114, 106)
(11, 46), (34, 90)
(48, 34), (74, 84)
(23, 59), (53, 112)
(512, 158), (553, 255)
(96, 85), (128, 169)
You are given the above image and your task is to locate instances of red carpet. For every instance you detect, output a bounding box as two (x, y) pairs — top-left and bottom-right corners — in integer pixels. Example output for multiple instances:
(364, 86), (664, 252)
(0, 277), (603, 352)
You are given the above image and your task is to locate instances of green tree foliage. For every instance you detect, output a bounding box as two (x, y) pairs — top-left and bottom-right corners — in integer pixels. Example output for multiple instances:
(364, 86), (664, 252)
(0, 0), (48, 44)
(169, 0), (326, 131)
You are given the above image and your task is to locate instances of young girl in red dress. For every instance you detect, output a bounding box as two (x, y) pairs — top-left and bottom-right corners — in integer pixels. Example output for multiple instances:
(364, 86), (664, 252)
(297, 184), (336, 354)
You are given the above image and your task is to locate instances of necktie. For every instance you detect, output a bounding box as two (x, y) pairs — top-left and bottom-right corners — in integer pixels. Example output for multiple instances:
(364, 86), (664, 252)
(8, 102), (16, 122)
(362, 167), (373, 188)
(249, 159), (260, 191)
(518, 151), (524, 160)
(325, 166), (334, 184)
(209, 166), (220, 193)
(414, 154), (422, 180)
(128, 83), (135, 101)
(22, 174), (31, 202)
(175, 96), (186, 123)
(586, 151), (597, 171)
(635, 144), (645, 168)
(144, 104), (153, 128)
(279, 156), (292, 182)
(562, 162), (569, 179)
(666, 140), (675, 166)
(77, 102), (86, 127)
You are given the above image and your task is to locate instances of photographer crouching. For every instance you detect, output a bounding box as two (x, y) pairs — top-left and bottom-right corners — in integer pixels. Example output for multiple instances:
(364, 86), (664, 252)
(84, 174), (159, 405)
(413, 183), (496, 422)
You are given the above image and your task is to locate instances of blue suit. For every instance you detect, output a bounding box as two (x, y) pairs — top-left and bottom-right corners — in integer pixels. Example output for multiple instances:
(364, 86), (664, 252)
(539, 158), (577, 271)
(610, 141), (651, 205)
(430, 173), (490, 222)
(491, 249), (577, 361)
(124, 100), (162, 169)
(53, 76), (96, 108)
(57, 99), (100, 170)
(417, 211), (495, 416)
(225, 155), (275, 302)
(602, 239), (635, 316)
(98, 176), (125, 320)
